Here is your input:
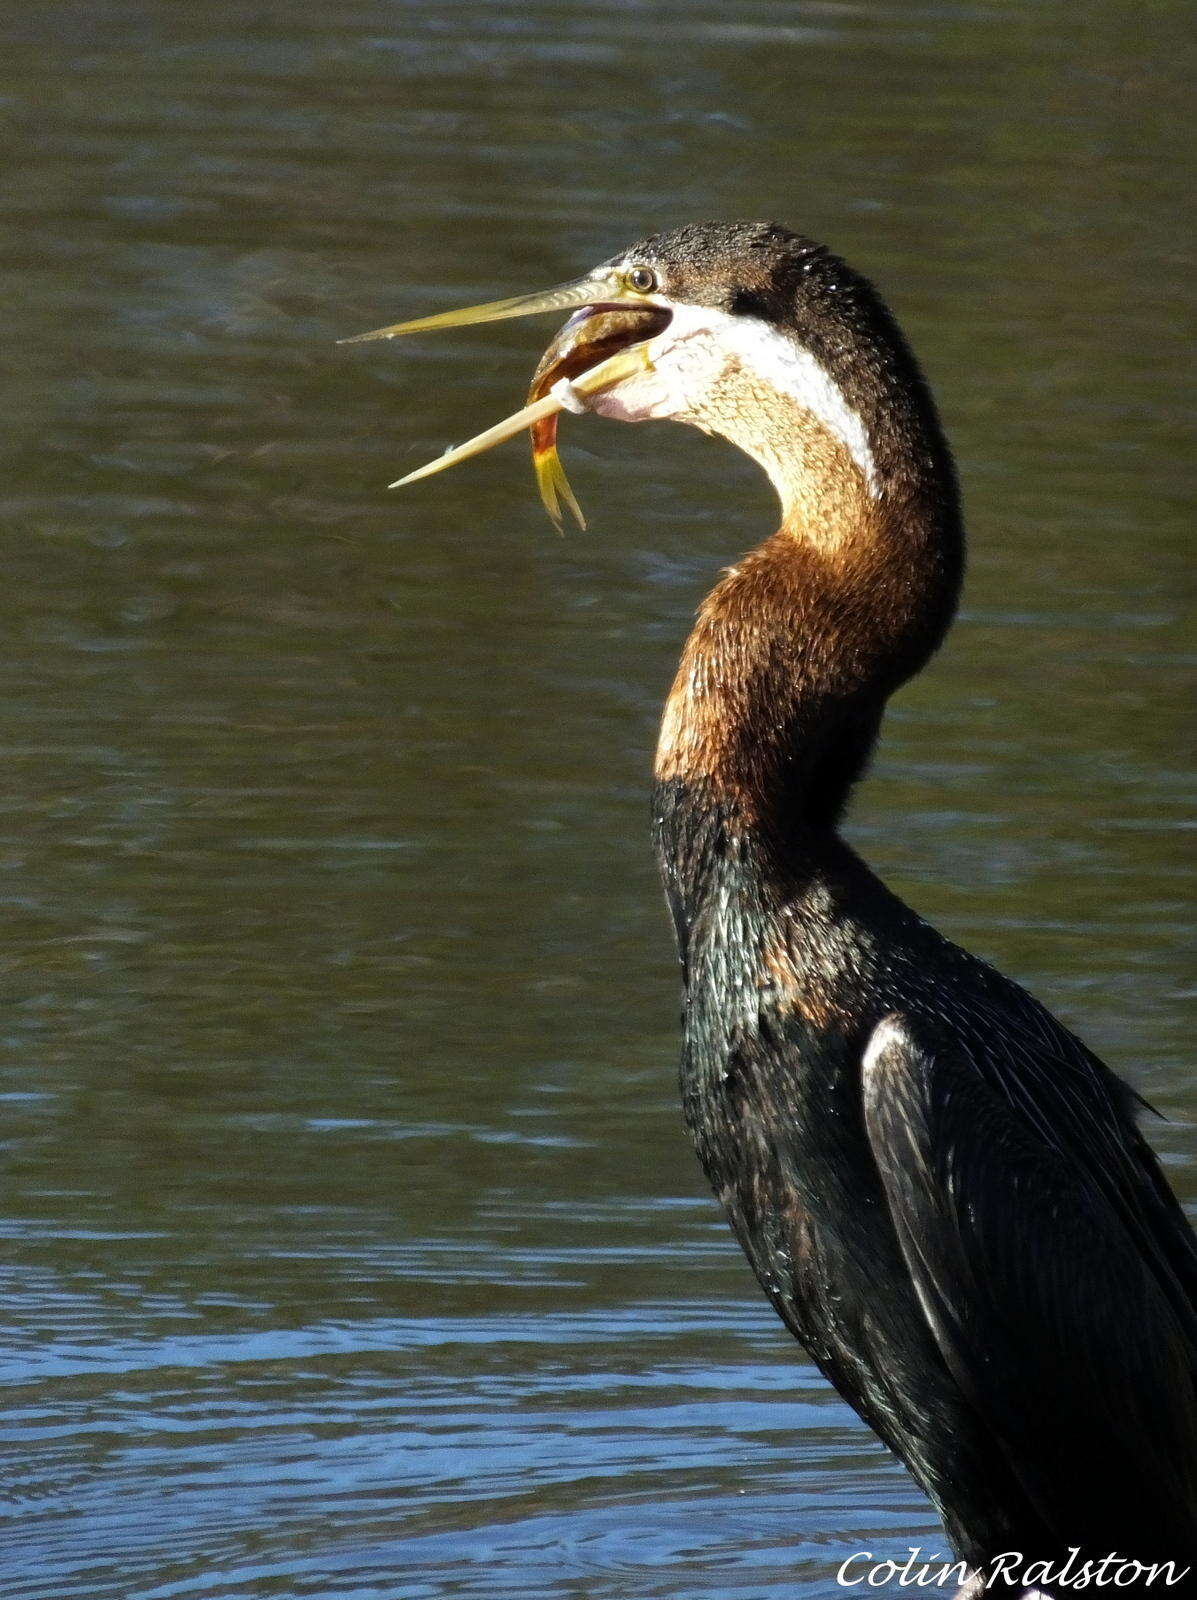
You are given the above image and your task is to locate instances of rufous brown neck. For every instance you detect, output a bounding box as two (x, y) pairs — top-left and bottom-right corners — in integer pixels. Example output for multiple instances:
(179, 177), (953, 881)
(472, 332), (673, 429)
(653, 429), (961, 841)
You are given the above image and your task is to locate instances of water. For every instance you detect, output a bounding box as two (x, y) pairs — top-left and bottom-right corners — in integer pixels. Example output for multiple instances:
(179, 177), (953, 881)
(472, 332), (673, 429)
(1, 2), (1192, 1596)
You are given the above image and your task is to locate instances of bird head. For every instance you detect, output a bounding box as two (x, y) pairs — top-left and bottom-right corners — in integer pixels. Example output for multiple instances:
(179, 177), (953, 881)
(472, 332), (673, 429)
(344, 222), (927, 531)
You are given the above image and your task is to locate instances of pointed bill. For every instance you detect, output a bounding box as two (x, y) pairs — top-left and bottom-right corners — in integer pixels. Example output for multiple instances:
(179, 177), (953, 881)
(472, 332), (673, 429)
(388, 341), (654, 492)
(389, 394), (562, 489)
(340, 271), (628, 344)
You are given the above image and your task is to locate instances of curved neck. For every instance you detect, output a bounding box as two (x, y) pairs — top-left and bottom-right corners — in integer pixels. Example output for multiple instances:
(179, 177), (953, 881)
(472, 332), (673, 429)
(658, 511), (957, 813)
(650, 294), (964, 950)
(651, 507), (957, 978)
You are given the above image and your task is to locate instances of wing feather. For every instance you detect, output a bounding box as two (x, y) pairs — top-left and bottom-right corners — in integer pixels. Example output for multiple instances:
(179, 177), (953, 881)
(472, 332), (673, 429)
(862, 1013), (1197, 1564)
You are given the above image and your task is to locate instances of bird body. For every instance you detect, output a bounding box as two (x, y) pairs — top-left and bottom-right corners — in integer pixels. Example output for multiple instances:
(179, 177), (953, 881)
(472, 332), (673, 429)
(657, 762), (1197, 1578)
(636, 231), (1197, 1588)
(354, 220), (1197, 1595)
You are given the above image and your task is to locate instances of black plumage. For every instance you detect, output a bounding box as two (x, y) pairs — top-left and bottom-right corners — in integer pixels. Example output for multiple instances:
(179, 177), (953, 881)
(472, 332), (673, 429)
(369, 219), (1197, 1595)
(615, 225), (1197, 1593)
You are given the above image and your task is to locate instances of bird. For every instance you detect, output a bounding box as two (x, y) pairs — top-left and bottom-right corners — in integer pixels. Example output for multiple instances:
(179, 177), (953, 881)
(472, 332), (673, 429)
(345, 221), (1197, 1596)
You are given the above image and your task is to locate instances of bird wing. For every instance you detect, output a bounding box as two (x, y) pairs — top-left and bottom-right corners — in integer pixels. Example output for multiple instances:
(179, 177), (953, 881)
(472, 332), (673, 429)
(861, 1013), (1197, 1557)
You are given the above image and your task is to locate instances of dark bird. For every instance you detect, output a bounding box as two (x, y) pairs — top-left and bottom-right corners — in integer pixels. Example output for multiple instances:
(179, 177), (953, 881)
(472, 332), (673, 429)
(346, 222), (1197, 1596)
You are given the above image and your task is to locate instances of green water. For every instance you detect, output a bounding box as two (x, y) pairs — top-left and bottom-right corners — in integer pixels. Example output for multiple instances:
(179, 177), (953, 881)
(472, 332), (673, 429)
(1, 3), (1192, 1596)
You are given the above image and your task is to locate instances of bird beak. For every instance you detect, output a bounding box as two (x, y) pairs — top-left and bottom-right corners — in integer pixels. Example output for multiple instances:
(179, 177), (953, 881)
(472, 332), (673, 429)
(339, 270), (635, 345)
(341, 271), (669, 525)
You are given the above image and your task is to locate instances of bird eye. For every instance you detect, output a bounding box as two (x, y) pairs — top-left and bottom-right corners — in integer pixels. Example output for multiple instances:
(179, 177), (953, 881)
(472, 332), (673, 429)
(626, 265), (658, 294)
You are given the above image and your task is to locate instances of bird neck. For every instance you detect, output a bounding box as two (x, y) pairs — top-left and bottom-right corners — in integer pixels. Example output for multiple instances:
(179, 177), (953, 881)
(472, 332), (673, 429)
(652, 486), (961, 939)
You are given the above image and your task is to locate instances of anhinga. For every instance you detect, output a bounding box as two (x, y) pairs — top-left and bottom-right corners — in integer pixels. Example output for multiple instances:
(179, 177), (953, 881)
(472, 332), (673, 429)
(346, 222), (1197, 1595)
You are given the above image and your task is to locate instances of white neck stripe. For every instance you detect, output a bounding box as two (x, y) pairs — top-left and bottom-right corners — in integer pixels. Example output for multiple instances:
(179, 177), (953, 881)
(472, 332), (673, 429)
(651, 302), (878, 495)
